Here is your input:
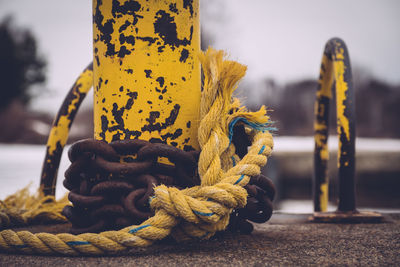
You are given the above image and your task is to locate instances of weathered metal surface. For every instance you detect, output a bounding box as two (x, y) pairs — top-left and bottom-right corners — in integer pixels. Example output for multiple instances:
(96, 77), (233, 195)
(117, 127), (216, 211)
(62, 138), (200, 234)
(313, 38), (356, 212)
(93, 0), (201, 151)
(312, 38), (383, 223)
(40, 63), (93, 196)
(63, 137), (275, 234)
(228, 174), (275, 234)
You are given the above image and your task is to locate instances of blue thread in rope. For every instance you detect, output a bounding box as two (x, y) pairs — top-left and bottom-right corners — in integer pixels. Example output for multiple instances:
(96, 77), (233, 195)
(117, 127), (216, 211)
(193, 210), (214, 217)
(258, 145), (266, 154)
(129, 224), (151, 234)
(232, 156), (236, 166)
(234, 174), (245, 185)
(148, 196), (155, 204)
(66, 241), (91, 246)
(228, 117), (276, 145)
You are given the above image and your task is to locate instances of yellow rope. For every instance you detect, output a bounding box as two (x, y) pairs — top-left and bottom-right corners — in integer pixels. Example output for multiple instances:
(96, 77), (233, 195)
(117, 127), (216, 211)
(0, 186), (68, 229)
(0, 48), (273, 255)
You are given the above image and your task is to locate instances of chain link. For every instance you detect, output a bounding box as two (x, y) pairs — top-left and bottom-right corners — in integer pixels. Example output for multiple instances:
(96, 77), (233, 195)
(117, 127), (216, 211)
(63, 139), (199, 234)
(63, 136), (275, 234)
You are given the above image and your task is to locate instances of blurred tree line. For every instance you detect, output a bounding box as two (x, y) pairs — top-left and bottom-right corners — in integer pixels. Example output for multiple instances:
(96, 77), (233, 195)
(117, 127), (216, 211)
(0, 16), (50, 143)
(0, 16), (46, 109)
(246, 71), (400, 138)
(1, 14), (399, 143)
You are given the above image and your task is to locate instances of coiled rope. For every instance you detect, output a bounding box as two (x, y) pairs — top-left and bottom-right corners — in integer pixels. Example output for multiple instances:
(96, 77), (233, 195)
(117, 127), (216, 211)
(0, 48), (274, 255)
(0, 187), (67, 229)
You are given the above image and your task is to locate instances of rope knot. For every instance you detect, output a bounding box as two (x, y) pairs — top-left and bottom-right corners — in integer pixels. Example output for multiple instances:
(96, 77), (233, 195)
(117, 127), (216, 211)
(150, 184), (244, 225)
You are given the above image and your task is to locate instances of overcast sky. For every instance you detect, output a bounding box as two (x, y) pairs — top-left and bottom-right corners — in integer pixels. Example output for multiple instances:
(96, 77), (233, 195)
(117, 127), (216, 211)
(1, 0), (399, 113)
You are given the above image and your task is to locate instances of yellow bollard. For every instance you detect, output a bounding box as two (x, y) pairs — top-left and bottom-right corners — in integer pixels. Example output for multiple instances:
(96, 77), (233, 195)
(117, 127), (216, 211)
(312, 38), (382, 223)
(93, 0), (201, 151)
(40, 64), (93, 195)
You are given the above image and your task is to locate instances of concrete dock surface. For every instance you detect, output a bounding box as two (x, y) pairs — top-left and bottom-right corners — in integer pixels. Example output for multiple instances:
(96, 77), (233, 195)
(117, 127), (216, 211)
(0, 213), (399, 266)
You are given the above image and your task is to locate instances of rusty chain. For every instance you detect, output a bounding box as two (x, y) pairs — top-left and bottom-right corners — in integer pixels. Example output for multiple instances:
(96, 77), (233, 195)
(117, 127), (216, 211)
(63, 133), (275, 235)
(228, 174), (275, 234)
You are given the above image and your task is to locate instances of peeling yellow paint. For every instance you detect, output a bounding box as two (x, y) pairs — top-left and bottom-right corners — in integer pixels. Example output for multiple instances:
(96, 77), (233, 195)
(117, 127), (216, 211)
(93, 0), (200, 150)
(314, 39), (355, 212)
(314, 133), (326, 147)
(334, 49), (350, 142)
(317, 55), (334, 99)
(320, 147), (329, 161)
(314, 121), (327, 132)
(47, 68), (93, 155)
(319, 182), (329, 212)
